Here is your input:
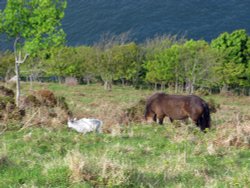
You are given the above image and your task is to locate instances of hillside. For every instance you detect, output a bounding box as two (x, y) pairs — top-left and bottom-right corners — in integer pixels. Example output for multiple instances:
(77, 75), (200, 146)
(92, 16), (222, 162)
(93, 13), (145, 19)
(0, 83), (249, 187)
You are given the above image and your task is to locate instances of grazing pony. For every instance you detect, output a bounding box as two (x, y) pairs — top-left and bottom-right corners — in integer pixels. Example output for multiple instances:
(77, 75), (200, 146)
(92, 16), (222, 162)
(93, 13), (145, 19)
(144, 92), (211, 131)
(67, 118), (103, 134)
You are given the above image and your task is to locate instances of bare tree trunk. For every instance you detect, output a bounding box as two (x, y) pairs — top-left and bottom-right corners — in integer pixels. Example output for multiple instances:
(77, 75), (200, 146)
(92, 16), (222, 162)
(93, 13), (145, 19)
(180, 84), (184, 93)
(29, 74), (33, 90)
(191, 83), (194, 94)
(220, 84), (228, 94)
(187, 82), (192, 94)
(104, 81), (108, 90)
(160, 82), (165, 91)
(84, 75), (91, 85)
(104, 80), (112, 91)
(154, 83), (157, 90)
(15, 62), (21, 107)
(175, 66), (178, 93)
(121, 78), (125, 87)
(189, 61), (197, 94)
(4, 68), (11, 82)
(87, 78), (90, 85)
(175, 79), (178, 93)
(185, 80), (190, 94)
(191, 76), (196, 94)
(108, 81), (112, 91)
(58, 76), (63, 84)
(13, 37), (29, 107)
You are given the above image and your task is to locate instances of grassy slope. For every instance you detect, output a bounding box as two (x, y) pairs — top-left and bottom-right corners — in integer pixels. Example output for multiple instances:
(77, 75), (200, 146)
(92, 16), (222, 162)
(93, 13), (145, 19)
(0, 83), (249, 187)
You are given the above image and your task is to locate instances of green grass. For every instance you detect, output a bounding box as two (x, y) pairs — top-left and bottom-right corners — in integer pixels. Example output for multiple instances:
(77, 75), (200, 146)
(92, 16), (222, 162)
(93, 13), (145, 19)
(0, 83), (249, 187)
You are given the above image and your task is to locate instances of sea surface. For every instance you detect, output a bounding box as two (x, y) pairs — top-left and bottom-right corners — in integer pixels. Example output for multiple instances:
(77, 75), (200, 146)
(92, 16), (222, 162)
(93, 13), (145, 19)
(1, 0), (250, 47)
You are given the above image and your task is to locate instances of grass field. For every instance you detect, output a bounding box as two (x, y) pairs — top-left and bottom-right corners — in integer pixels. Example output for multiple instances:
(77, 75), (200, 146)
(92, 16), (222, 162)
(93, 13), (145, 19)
(0, 83), (249, 187)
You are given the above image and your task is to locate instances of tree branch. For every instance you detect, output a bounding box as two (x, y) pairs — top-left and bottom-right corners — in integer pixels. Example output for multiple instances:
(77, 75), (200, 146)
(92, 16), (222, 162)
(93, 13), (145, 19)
(19, 53), (29, 64)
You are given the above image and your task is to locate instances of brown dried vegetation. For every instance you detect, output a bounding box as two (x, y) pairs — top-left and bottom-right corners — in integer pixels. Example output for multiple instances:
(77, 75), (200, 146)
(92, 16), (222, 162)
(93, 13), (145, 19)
(0, 86), (71, 129)
(0, 86), (24, 122)
(34, 89), (57, 107)
(213, 117), (250, 149)
(125, 99), (146, 123)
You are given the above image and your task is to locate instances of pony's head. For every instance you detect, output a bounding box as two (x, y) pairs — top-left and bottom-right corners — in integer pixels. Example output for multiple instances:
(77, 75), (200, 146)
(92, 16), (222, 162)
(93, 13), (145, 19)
(144, 107), (156, 123)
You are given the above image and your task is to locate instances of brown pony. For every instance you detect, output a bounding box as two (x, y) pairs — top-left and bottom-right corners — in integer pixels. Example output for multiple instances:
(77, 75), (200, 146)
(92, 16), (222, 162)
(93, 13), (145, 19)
(144, 92), (211, 131)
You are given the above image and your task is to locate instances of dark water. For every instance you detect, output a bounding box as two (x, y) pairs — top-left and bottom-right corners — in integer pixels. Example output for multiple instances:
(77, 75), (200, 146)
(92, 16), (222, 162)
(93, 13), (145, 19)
(1, 0), (250, 47)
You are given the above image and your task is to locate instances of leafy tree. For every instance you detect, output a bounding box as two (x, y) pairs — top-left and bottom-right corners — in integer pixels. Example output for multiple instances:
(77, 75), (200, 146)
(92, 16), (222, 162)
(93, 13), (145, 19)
(180, 40), (219, 93)
(211, 29), (249, 92)
(245, 36), (250, 89)
(45, 46), (79, 83)
(144, 46), (176, 89)
(112, 42), (140, 85)
(93, 33), (132, 90)
(144, 40), (219, 93)
(74, 46), (96, 84)
(0, 0), (66, 106)
(143, 35), (185, 90)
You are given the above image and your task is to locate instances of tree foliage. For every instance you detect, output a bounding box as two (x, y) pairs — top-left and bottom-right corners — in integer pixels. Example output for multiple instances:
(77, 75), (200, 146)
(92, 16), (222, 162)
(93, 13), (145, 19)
(211, 29), (249, 88)
(0, 27), (249, 94)
(0, 0), (66, 55)
(0, 0), (67, 106)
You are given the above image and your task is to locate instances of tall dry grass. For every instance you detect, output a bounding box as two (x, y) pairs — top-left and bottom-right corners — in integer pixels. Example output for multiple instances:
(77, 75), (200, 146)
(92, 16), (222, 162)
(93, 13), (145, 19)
(65, 149), (130, 186)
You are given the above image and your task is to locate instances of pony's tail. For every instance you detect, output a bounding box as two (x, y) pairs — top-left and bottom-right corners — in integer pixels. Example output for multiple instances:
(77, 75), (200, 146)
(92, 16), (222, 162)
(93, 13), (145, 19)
(199, 103), (211, 132)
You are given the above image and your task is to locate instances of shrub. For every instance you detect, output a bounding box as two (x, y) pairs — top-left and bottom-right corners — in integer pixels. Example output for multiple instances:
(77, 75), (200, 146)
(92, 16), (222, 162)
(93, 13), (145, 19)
(23, 95), (41, 107)
(35, 90), (57, 107)
(121, 98), (146, 124)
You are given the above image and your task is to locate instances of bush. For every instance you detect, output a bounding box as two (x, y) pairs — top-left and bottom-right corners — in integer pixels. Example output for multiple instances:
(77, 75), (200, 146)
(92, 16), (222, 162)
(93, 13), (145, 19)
(120, 98), (146, 124)
(35, 90), (57, 107)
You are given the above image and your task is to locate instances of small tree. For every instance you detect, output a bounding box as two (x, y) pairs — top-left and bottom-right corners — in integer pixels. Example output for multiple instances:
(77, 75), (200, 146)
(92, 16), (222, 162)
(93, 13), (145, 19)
(112, 42), (140, 85)
(74, 46), (96, 84)
(211, 29), (249, 92)
(0, 0), (66, 106)
(180, 40), (218, 93)
(143, 34), (185, 90)
(144, 47), (176, 90)
(93, 33), (131, 90)
(46, 46), (79, 83)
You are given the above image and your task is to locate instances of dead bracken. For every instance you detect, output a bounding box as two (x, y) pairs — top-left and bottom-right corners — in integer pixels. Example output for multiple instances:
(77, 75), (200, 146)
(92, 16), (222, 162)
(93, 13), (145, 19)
(0, 85), (71, 129)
